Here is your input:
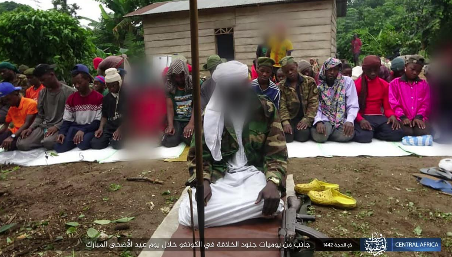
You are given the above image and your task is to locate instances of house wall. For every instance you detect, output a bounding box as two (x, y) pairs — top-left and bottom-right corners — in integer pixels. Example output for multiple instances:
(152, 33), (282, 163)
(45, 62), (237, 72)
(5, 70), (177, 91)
(143, 0), (336, 69)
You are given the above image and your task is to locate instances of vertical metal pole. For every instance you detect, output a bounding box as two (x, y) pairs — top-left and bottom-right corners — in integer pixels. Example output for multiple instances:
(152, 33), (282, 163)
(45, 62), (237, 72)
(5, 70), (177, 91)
(188, 0), (205, 256)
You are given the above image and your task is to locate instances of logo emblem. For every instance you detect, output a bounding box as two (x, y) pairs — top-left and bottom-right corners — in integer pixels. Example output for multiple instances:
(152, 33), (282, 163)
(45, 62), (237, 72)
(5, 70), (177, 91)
(364, 233), (387, 256)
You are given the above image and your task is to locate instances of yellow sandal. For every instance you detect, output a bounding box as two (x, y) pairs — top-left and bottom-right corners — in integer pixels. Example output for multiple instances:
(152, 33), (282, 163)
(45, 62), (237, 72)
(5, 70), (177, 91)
(295, 179), (340, 194)
(307, 188), (357, 209)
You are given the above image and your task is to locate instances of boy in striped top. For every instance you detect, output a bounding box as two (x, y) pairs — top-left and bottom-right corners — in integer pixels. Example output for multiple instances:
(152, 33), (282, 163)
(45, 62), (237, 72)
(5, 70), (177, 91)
(251, 57), (280, 108)
(55, 64), (103, 153)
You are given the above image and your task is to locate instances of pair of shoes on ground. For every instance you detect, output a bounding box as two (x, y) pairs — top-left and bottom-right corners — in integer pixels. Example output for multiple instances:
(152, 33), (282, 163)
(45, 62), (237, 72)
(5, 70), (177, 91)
(294, 179), (356, 209)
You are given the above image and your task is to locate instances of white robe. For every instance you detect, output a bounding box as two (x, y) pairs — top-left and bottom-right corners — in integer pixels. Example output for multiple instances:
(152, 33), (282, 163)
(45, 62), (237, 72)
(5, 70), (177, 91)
(178, 113), (284, 228)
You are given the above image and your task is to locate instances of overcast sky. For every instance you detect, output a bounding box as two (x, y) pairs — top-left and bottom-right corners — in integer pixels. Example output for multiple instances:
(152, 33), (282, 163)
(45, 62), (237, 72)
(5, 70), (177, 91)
(3, 0), (111, 26)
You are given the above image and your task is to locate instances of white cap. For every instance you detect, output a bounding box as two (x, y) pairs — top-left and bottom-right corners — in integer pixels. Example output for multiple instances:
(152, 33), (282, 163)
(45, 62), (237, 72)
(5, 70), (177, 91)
(105, 68), (122, 84)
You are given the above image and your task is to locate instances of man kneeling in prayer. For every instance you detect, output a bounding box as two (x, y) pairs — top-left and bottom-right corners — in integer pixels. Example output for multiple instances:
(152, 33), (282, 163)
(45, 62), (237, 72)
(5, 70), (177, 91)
(179, 61), (288, 228)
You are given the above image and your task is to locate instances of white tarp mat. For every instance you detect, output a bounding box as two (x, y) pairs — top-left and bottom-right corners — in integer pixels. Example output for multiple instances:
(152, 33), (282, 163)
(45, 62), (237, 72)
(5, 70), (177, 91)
(1, 140), (451, 167)
(287, 139), (411, 158)
(287, 139), (450, 158)
(0, 143), (186, 167)
(396, 142), (452, 157)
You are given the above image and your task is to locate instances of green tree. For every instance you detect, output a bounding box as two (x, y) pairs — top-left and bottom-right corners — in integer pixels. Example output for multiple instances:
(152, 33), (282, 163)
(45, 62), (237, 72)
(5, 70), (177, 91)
(0, 10), (95, 81)
(52, 0), (80, 17)
(92, 0), (170, 59)
(0, 1), (33, 14)
(337, 0), (452, 62)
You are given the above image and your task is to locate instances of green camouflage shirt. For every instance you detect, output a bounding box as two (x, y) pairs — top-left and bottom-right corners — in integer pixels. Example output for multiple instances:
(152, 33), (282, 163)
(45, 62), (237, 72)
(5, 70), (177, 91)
(13, 74), (28, 88)
(278, 74), (319, 126)
(186, 93), (288, 191)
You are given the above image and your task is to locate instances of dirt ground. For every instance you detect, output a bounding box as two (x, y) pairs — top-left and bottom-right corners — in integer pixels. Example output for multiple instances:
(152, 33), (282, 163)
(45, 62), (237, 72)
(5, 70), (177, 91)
(0, 156), (450, 257)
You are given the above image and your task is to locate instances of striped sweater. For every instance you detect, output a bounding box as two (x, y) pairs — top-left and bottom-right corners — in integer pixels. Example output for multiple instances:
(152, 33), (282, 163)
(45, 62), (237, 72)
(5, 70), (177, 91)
(59, 90), (103, 135)
(251, 78), (281, 109)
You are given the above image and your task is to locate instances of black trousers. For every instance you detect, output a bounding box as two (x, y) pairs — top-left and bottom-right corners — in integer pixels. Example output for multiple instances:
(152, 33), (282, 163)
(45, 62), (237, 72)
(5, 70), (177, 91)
(285, 119), (310, 143)
(354, 115), (404, 143)
(162, 121), (193, 147)
(401, 122), (431, 137)
(91, 124), (122, 150)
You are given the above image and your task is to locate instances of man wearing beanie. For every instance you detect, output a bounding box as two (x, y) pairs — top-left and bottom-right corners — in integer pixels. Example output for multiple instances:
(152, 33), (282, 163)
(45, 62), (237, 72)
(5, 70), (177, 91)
(251, 57), (280, 108)
(54, 64), (102, 153)
(91, 68), (125, 150)
(18, 64), (76, 151)
(354, 55), (404, 143)
(390, 57), (405, 81)
(93, 75), (108, 96)
(389, 55), (431, 136)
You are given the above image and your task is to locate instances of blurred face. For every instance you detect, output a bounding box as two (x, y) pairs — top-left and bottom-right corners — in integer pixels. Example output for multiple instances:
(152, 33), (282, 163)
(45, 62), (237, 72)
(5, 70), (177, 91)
(257, 66), (272, 82)
(3, 91), (20, 107)
(405, 63), (423, 81)
(277, 70), (286, 82)
(310, 59), (315, 65)
(93, 80), (105, 93)
(73, 73), (90, 94)
(0, 69), (15, 82)
(326, 66), (340, 82)
(282, 63), (299, 81)
(342, 68), (352, 77)
(221, 79), (250, 107)
(106, 81), (120, 94)
(363, 66), (380, 80)
(172, 72), (185, 87)
(38, 72), (58, 88)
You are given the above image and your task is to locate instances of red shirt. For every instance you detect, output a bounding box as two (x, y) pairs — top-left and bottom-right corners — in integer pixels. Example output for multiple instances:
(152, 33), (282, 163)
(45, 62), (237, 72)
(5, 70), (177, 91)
(354, 76), (394, 122)
(351, 38), (362, 54)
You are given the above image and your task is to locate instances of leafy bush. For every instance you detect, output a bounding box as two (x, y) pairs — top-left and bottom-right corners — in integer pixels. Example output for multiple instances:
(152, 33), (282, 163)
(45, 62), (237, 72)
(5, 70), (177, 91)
(0, 10), (95, 81)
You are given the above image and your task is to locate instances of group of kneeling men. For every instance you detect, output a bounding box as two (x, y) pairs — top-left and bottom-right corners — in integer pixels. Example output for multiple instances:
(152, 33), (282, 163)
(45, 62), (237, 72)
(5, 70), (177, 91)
(0, 62), (124, 153)
(162, 54), (430, 149)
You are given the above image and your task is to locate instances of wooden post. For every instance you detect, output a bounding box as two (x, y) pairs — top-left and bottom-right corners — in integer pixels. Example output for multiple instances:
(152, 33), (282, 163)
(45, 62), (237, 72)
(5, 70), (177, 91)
(188, 0), (206, 256)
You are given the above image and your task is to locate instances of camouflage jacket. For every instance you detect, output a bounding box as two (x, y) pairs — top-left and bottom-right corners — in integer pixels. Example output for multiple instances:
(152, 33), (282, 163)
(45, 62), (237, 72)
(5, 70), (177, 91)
(13, 74), (28, 88)
(186, 93), (288, 191)
(278, 74), (319, 126)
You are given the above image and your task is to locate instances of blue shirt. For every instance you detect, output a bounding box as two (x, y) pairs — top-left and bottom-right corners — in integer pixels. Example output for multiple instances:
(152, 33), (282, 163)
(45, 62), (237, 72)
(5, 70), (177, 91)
(251, 79), (280, 109)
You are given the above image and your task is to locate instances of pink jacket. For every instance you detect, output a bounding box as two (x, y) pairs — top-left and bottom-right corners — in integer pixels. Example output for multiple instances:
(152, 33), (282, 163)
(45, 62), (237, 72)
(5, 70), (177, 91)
(389, 76), (430, 121)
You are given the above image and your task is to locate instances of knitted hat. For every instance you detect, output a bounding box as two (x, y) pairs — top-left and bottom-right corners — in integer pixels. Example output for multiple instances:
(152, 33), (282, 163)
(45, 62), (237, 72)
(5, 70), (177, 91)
(362, 55), (381, 69)
(105, 68), (122, 86)
(406, 55), (425, 66)
(391, 57), (405, 71)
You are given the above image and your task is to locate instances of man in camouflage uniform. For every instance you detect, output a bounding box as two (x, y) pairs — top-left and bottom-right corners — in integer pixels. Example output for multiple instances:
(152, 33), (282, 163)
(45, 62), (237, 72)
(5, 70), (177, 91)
(179, 61), (288, 228)
(278, 56), (319, 142)
(0, 62), (28, 124)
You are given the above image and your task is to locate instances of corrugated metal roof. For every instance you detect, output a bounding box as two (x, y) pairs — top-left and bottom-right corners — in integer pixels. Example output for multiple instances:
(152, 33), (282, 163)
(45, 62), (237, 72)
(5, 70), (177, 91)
(144, 0), (290, 15)
(125, 0), (347, 17)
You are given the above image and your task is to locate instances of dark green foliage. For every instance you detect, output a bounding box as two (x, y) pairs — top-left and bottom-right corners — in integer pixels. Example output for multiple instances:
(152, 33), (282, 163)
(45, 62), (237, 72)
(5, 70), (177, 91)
(0, 10), (95, 81)
(337, 0), (452, 62)
(0, 1), (32, 15)
(92, 0), (171, 60)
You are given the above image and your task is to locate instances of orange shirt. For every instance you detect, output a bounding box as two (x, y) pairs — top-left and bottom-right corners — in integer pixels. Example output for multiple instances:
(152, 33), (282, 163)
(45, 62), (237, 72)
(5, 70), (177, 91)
(5, 97), (38, 133)
(25, 84), (45, 101)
